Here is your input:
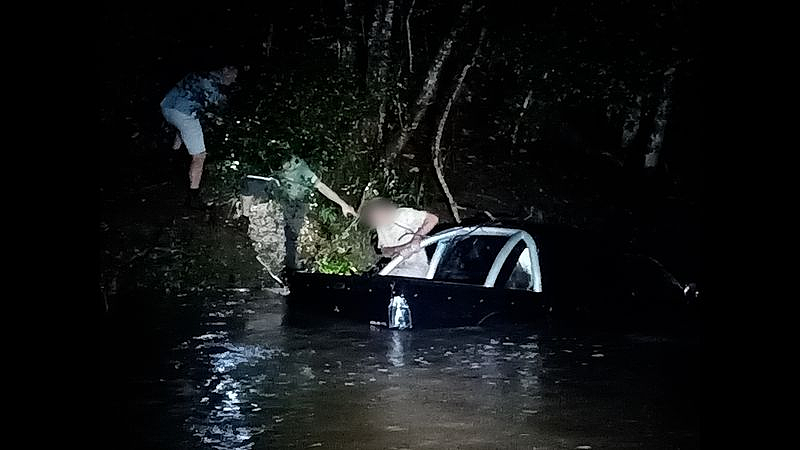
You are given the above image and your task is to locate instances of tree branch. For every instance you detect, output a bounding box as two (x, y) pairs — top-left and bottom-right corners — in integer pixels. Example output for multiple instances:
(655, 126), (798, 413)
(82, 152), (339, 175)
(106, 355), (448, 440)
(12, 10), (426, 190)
(432, 28), (485, 223)
(406, 0), (416, 74)
(385, 0), (474, 162)
(511, 89), (533, 146)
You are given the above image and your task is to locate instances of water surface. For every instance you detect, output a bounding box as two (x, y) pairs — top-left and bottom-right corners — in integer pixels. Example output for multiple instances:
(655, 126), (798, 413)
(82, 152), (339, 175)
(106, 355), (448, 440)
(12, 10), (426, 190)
(103, 289), (699, 449)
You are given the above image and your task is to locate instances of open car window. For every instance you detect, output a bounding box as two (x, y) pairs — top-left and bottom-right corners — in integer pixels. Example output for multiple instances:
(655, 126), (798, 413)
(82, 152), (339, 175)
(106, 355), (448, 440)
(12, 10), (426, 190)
(432, 235), (508, 284)
(504, 245), (534, 290)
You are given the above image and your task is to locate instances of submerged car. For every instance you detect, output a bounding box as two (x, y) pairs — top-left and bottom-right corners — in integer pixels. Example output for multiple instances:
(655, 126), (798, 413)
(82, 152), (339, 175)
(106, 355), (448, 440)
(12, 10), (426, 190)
(287, 224), (699, 329)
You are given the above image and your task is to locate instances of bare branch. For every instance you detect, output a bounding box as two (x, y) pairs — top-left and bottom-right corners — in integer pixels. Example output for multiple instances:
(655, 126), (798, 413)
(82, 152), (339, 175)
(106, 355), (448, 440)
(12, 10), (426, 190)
(511, 90), (533, 146)
(386, 0), (474, 162)
(264, 23), (274, 57)
(644, 67), (676, 168)
(406, 0), (416, 73)
(432, 28), (486, 223)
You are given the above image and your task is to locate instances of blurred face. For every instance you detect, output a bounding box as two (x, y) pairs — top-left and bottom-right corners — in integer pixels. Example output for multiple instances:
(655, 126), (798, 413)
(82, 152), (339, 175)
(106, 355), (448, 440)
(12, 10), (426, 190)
(366, 205), (395, 228)
(221, 67), (238, 85)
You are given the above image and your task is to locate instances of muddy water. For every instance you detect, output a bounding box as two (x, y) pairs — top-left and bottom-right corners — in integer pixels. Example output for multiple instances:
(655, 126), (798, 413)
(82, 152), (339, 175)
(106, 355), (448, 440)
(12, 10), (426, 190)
(102, 290), (699, 449)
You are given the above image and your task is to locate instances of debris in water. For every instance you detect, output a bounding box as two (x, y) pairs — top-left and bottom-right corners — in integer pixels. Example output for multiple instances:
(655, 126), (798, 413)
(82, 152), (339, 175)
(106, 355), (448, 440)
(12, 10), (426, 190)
(227, 287), (250, 292)
(266, 287), (290, 295)
(194, 332), (226, 340)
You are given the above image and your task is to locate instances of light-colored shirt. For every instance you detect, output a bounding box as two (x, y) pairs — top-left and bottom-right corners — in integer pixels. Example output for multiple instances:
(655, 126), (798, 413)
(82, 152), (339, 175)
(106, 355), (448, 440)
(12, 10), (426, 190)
(376, 207), (430, 278)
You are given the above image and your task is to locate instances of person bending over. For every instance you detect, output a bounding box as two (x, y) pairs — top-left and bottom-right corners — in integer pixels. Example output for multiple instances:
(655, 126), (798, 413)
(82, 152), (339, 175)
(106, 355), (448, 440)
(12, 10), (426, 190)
(361, 198), (439, 278)
(161, 66), (238, 208)
(272, 156), (357, 270)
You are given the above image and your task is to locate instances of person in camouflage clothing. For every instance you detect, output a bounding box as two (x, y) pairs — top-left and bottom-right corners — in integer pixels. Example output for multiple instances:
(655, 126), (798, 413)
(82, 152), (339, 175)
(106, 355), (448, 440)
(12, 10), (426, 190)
(245, 156), (357, 270)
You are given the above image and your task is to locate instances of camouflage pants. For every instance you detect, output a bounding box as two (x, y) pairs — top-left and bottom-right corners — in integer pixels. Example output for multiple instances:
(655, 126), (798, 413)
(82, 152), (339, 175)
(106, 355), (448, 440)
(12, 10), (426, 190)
(243, 177), (309, 272)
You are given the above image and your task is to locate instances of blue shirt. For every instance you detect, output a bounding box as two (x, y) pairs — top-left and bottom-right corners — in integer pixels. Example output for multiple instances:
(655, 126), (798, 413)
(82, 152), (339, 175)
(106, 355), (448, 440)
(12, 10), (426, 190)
(161, 71), (226, 115)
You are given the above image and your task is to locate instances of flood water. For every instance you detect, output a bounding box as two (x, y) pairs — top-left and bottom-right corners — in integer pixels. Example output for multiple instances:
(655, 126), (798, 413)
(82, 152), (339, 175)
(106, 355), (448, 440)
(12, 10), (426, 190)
(101, 289), (700, 449)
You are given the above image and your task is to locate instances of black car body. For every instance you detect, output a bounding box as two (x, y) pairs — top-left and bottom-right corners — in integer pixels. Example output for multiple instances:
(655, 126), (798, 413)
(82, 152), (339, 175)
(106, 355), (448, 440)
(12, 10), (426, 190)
(287, 224), (699, 329)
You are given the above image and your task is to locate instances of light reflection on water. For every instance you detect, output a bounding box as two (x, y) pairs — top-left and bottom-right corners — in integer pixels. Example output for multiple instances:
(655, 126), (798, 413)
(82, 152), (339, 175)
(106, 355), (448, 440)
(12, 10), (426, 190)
(387, 331), (405, 368)
(124, 290), (697, 449)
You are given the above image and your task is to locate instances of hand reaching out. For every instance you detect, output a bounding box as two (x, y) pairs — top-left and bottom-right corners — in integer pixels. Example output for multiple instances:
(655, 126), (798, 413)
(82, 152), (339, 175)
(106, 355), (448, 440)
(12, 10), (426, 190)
(341, 204), (357, 218)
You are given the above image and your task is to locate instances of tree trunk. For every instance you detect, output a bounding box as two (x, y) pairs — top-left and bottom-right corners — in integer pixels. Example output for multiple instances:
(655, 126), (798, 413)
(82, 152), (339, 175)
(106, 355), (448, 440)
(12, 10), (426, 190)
(264, 24), (274, 58)
(621, 94), (643, 149)
(644, 67), (676, 169)
(385, 0), (474, 162)
(368, 0), (395, 90)
(340, 0), (357, 69)
(367, 0), (396, 146)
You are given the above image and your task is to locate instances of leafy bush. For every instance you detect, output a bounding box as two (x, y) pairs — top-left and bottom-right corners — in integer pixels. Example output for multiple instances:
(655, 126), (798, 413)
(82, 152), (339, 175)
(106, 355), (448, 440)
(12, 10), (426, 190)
(297, 199), (379, 275)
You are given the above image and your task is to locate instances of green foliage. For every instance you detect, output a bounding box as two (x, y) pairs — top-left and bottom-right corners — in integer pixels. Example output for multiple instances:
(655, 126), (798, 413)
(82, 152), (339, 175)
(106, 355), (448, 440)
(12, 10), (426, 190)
(317, 204), (338, 226)
(203, 66), (393, 275)
(299, 197), (378, 275)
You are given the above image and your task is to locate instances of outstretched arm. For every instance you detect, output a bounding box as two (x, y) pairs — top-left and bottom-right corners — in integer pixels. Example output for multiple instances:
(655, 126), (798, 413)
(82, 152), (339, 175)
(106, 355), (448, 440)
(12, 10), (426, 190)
(314, 180), (357, 217)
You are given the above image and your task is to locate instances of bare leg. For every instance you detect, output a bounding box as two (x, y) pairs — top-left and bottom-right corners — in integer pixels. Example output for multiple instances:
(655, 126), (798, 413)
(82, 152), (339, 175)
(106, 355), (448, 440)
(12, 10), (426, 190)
(173, 132), (183, 150)
(189, 152), (207, 189)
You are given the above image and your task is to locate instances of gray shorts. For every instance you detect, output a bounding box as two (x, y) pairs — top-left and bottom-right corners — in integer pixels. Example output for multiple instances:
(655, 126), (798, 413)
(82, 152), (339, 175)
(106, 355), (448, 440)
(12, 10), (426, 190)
(161, 106), (206, 155)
